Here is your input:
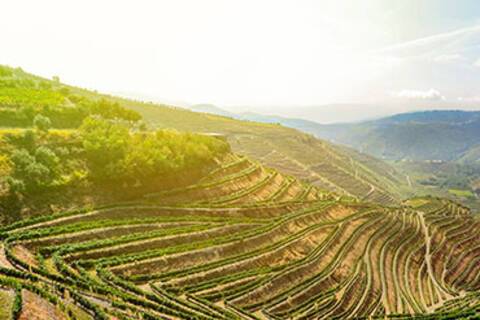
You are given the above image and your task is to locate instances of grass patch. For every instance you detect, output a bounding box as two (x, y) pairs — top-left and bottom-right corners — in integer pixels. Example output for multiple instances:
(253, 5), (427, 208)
(404, 198), (429, 208)
(448, 189), (475, 198)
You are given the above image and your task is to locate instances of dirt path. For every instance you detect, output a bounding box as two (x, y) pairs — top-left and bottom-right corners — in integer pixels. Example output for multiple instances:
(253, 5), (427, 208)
(417, 211), (456, 312)
(363, 184), (375, 199)
(406, 175), (412, 188)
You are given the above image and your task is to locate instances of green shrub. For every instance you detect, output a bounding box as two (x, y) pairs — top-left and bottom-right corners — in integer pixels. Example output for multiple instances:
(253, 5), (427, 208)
(33, 114), (52, 132)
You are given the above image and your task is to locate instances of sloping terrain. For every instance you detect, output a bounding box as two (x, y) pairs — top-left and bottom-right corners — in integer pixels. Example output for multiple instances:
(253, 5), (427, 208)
(0, 65), (413, 207)
(112, 100), (410, 205)
(0, 154), (479, 319)
(0, 65), (479, 319)
(295, 110), (480, 162)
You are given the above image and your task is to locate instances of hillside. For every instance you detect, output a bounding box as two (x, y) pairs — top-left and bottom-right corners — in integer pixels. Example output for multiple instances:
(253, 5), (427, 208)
(210, 108), (480, 164)
(0, 65), (479, 319)
(0, 65), (233, 223)
(196, 107), (480, 210)
(0, 155), (479, 319)
(122, 103), (414, 205)
(299, 110), (480, 162)
(0, 66), (415, 208)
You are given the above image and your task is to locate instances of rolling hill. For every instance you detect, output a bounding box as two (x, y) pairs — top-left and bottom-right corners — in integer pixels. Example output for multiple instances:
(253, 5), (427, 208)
(1, 153), (479, 319)
(185, 106), (480, 209)
(189, 107), (480, 163)
(0, 65), (479, 319)
(0, 66), (415, 208)
(117, 102), (414, 205)
(289, 110), (480, 162)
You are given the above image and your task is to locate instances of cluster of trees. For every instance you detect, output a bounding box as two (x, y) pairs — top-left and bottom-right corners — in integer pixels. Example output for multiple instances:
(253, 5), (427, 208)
(7, 146), (60, 193)
(2, 112), (90, 196)
(0, 65), (230, 201)
(2, 115), (229, 196)
(0, 92), (141, 128)
(4, 116), (78, 194)
(81, 117), (229, 184)
(0, 67), (141, 127)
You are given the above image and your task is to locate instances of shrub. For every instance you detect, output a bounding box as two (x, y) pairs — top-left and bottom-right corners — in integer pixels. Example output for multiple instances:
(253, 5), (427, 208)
(33, 114), (52, 132)
(8, 146), (61, 193)
(6, 176), (25, 193)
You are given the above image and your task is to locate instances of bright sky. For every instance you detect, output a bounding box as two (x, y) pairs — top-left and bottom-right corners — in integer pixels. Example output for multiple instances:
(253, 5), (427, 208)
(1, 0), (480, 122)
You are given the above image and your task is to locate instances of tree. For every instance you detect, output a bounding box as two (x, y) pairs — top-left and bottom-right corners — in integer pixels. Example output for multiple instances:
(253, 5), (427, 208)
(80, 117), (130, 180)
(33, 114), (51, 133)
(8, 147), (60, 193)
(35, 146), (59, 174)
(10, 149), (35, 176)
(24, 162), (52, 189)
(6, 176), (25, 193)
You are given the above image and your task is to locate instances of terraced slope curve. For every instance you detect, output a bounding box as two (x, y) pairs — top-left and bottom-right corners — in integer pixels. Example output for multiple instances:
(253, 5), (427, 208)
(0, 156), (479, 319)
(118, 101), (409, 205)
(0, 64), (413, 207)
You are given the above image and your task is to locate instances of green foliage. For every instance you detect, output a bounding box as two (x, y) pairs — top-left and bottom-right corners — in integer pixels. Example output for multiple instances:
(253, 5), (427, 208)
(0, 67), (141, 128)
(8, 146), (60, 193)
(11, 287), (22, 320)
(35, 146), (60, 172)
(448, 189), (474, 199)
(5, 176), (25, 193)
(80, 117), (130, 179)
(80, 117), (229, 183)
(3, 129), (37, 152)
(33, 114), (52, 132)
(81, 98), (141, 122)
(0, 87), (65, 108)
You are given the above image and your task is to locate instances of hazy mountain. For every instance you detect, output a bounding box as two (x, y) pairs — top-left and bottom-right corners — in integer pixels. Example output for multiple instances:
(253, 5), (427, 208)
(189, 104), (237, 118)
(187, 105), (480, 163)
(309, 110), (480, 162)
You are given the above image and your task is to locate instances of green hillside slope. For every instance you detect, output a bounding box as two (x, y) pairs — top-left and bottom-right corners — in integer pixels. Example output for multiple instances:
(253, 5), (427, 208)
(110, 100), (412, 205)
(0, 65), (479, 319)
(0, 156), (479, 319)
(0, 65), (412, 206)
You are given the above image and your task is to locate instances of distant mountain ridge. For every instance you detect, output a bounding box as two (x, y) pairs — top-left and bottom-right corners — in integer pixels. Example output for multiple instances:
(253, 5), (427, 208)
(188, 105), (480, 162)
(313, 110), (480, 162)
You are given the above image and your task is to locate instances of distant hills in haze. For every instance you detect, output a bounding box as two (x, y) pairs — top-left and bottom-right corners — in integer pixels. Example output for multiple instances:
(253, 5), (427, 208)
(188, 105), (480, 163)
(308, 110), (480, 162)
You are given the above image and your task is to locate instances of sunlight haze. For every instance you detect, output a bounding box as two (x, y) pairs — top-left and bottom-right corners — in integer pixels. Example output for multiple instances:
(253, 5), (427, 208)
(2, 0), (480, 122)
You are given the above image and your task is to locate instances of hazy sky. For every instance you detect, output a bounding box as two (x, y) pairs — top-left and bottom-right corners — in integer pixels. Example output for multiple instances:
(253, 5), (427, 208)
(1, 0), (480, 122)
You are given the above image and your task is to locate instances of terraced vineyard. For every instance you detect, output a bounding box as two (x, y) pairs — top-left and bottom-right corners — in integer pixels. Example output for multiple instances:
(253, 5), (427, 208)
(0, 154), (479, 319)
(106, 98), (412, 205)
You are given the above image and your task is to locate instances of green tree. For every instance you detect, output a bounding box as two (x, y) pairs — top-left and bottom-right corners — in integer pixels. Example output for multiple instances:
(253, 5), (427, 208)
(8, 147), (60, 193)
(80, 117), (130, 179)
(35, 146), (60, 174)
(5, 176), (25, 194)
(33, 114), (51, 132)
